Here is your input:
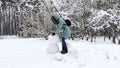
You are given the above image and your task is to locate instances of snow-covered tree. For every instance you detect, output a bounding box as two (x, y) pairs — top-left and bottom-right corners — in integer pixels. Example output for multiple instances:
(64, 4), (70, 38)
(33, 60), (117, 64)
(0, 0), (120, 44)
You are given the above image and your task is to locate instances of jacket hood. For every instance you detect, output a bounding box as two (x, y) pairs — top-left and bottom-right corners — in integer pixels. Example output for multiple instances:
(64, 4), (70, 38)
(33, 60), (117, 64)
(52, 12), (61, 22)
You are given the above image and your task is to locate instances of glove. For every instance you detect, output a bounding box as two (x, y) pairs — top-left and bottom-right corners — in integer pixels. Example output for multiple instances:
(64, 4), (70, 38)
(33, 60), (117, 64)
(52, 33), (55, 36)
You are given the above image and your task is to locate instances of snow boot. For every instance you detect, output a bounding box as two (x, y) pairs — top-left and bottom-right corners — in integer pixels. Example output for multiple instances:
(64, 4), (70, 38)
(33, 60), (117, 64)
(61, 48), (68, 54)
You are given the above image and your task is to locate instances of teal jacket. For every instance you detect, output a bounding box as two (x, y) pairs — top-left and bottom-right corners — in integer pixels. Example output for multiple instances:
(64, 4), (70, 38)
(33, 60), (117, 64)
(52, 13), (71, 39)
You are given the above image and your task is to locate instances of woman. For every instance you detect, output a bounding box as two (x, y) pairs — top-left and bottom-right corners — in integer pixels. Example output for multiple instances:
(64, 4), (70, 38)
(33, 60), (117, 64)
(51, 13), (71, 54)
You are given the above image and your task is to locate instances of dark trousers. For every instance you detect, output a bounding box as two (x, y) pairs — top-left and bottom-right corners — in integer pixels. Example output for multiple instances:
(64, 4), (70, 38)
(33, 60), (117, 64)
(62, 37), (67, 50)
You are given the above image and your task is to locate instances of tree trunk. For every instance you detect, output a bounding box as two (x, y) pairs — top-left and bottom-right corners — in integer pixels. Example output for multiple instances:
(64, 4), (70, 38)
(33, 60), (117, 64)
(119, 40), (120, 44)
(0, 8), (3, 35)
(112, 36), (116, 44)
(14, 5), (18, 35)
(0, 8), (1, 35)
(9, 3), (12, 35)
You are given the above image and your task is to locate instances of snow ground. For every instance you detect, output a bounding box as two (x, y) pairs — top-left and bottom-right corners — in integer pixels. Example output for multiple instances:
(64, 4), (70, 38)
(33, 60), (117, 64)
(0, 36), (120, 68)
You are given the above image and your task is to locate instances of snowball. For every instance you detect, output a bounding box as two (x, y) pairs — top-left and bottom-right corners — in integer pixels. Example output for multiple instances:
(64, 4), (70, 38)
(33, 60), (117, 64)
(54, 53), (64, 61)
(48, 34), (60, 44)
(66, 40), (79, 58)
(47, 34), (60, 54)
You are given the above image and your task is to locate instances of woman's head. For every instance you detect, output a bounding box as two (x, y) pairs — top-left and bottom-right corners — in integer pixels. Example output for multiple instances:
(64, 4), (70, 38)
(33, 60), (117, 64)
(51, 12), (61, 25)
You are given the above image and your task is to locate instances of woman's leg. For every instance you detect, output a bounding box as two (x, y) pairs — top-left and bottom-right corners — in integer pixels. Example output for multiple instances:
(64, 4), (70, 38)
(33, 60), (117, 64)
(61, 37), (68, 54)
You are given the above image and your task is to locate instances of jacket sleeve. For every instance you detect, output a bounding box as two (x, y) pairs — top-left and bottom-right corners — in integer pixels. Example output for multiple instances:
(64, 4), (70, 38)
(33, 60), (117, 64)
(55, 19), (63, 34)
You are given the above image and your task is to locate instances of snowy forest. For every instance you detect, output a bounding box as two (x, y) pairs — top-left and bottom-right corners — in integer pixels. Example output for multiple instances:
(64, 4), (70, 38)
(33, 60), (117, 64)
(0, 0), (120, 44)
